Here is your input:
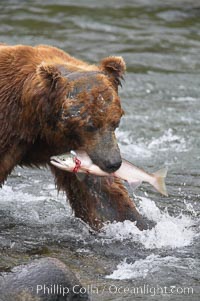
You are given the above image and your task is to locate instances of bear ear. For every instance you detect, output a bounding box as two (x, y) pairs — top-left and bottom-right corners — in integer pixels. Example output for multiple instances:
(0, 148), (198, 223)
(37, 62), (62, 88)
(100, 56), (126, 87)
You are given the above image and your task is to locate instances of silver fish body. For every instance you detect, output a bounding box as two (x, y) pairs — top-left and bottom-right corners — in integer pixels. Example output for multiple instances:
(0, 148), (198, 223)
(50, 151), (168, 196)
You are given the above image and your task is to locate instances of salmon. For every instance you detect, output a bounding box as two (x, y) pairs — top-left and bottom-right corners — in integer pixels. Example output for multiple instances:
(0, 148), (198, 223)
(50, 150), (168, 196)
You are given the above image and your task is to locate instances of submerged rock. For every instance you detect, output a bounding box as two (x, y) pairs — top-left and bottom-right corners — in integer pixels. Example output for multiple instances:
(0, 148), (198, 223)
(0, 257), (89, 301)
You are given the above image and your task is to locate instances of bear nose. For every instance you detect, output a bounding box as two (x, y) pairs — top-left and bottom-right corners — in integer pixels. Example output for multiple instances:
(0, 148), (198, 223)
(105, 160), (122, 173)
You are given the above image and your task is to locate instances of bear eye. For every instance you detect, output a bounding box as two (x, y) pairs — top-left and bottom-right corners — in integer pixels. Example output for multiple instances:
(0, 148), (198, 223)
(85, 125), (98, 133)
(112, 121), (120, 129)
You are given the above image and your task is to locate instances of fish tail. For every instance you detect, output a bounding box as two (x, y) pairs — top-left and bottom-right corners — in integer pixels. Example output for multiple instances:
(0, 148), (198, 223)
(152, 167), (168, 196)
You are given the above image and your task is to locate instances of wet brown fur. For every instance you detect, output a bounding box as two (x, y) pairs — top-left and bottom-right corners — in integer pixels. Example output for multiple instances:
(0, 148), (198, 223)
(0, 44), (147, 230)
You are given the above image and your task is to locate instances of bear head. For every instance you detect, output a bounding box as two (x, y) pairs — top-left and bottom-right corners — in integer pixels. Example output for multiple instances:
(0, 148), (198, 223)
(36, 56), (126, 173)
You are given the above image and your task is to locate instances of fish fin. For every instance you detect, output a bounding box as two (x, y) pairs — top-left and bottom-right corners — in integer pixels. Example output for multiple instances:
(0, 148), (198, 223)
(75, 173), (86, 182)
(152, 167), (168, 196)
(106, 176), (114, 186)
(129, 180), (142, 190)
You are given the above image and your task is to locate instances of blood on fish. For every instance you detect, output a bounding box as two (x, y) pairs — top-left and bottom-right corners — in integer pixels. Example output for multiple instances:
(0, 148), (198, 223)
(73, 157), (81, 173)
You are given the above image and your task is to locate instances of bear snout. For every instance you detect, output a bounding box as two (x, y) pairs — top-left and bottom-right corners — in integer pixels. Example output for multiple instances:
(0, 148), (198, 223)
(89, 151), (122, 173)
(87, 130), (122, 173)
(104, 159), (122, 173)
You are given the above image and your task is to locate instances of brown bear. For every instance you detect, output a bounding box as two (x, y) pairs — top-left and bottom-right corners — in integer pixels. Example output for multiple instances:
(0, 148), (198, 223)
(0, 44), (147, 230)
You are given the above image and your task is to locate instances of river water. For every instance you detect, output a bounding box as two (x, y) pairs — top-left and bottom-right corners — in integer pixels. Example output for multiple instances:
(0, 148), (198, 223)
(0, 0), (199, 300)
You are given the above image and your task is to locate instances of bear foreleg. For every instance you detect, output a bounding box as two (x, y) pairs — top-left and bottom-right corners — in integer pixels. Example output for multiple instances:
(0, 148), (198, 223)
(50, 166), (148, 231)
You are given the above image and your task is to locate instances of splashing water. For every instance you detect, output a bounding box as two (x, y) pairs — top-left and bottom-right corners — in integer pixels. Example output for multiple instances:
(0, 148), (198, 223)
(101, 197), (196, 249)
(104, 197), (197, 281)
(147, 128), (187, 152)
(116, 128), (188, 160)
(0, 185), (69, 225)
(106, 254), (179, 280)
